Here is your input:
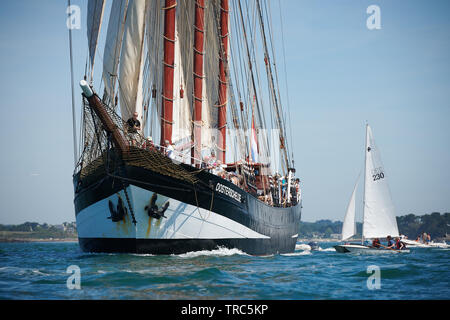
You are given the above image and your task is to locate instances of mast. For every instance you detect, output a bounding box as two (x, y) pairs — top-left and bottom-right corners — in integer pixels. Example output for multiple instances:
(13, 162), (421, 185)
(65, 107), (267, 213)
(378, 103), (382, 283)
(192, 0), (205, 166)
(67, 0), (78, 166)
(161, 0), (177, 146)
(362, 122), (368, 244)
(217, 0), (229, 163)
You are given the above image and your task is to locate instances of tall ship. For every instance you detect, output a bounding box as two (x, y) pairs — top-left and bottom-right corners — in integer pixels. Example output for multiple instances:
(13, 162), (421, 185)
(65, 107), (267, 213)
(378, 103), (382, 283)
(70, 0), (302, 255)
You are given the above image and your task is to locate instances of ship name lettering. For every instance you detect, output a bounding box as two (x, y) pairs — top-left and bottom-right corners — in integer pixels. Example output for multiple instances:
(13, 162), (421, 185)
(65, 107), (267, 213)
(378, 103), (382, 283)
(215, 183), (242, 203)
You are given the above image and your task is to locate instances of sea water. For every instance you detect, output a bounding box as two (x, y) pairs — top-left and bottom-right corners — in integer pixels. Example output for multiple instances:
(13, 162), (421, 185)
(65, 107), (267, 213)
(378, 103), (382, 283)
(0, 241), (448, 300)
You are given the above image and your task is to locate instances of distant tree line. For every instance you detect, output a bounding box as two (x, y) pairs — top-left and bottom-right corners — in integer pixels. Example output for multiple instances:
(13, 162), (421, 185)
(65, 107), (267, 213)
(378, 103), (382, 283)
(299, 212), (449, 240)
(397, 212), (449, 240)
(0, 222), (77, 239)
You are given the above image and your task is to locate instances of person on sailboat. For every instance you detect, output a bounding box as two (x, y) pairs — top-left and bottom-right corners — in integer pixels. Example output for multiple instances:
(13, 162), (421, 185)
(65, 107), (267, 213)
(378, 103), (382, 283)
(372, 238), (381, 248)
(143, 136), (154, 150)
(386, 235), (396, 248)
(126, 112), (141, 146)
(167, 143), (176, 160)
(395, 237), (406, 250)
(422, 232), (428, 244)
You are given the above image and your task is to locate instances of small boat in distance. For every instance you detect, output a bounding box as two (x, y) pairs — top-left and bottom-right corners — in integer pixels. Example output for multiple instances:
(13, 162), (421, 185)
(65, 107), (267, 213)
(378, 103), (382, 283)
(401, 236), (449, 248)
(334, 124), (409, 254)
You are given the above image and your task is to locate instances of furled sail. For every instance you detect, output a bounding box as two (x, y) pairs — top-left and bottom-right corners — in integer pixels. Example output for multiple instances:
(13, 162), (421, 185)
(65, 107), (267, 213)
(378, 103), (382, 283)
(341, 178), (359, 241)
(171, 0), (194, 161)
(102, 0), (129, 101)
(145, 0), (164, 143)
(202, 0), (221, 157)
(87, 0), (106, 79)
(363, 125), (399, 238)
(118, 0), (147, 129)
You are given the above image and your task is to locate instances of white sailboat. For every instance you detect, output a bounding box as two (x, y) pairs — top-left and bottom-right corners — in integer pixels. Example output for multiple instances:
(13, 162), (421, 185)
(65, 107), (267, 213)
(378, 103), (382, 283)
(334, 124), (409, 254)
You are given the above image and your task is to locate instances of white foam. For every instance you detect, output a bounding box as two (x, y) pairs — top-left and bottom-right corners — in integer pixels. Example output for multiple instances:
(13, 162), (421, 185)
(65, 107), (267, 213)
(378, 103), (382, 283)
(295, 244), (311, 251)
(130, 253), (155, 257)
(319, 247), (336, 252)
(281, 250), (312, 256)
(175, 247), (247, 258)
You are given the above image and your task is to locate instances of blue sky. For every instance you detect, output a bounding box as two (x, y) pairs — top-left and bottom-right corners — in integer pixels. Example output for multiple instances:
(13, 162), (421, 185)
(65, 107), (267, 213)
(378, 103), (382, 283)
(0, 0), (449, 224)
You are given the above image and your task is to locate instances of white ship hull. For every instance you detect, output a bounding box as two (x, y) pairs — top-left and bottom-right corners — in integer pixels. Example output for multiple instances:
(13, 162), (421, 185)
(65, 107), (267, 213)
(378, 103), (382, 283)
(77, 184), (271, 241)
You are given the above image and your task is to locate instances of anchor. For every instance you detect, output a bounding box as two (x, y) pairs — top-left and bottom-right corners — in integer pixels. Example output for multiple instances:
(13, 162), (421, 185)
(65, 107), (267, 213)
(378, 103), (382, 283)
(145, 193), (169, 219)
(107, 195), (128, 222)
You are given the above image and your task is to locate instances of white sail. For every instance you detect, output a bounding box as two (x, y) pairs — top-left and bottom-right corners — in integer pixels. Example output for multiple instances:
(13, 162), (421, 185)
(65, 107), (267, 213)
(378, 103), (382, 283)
(102, 0), (129, 101)
(202, 0), (221, 155)
(341, 178), (359, 241)
(145, 0), (163, 144)
(171, 1), (194, 160)
(87, 0), (106, 79)
(363, 125), (399, 239)
(118, 0), (147, 129)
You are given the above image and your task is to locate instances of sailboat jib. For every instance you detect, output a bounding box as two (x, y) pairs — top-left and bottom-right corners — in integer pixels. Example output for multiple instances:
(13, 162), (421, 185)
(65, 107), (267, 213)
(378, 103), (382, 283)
(363, 125), (399, 239)
(118, 0), (148, 132)
(102, 0), (129, 102)
(341, 177), (359, 241)
(87, 0), (106, 80)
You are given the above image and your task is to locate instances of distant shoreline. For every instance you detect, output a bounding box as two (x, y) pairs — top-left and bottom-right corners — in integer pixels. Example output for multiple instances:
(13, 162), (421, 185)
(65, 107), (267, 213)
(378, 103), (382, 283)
(0, 238), (78, 243)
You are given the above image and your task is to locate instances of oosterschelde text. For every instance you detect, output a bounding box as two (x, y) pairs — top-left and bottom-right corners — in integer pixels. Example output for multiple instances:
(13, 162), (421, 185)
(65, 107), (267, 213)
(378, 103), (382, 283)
(215, 183), (242, 203)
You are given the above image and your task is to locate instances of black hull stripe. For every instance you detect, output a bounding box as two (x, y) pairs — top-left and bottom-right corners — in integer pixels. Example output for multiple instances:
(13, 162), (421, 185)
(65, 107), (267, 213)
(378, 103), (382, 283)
(78, 237), (297, 256)
(74, 165), (301, 232)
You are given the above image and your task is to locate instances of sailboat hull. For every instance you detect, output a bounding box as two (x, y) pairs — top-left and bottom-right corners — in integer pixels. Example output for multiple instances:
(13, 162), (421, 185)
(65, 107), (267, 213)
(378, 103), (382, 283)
(334, 244), (409, 254)
(73, 161), (301, 256)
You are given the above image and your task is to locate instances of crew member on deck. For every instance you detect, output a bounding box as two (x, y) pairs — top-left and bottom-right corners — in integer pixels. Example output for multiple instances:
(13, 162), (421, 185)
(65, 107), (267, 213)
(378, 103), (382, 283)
(126, 112), (141, 146)
(386, 235), (395, 248)
(372, 238), (381, 248)
(167, 143), (175, 160)
(395, 237), (406, 250)
(143, 136), (154, 150)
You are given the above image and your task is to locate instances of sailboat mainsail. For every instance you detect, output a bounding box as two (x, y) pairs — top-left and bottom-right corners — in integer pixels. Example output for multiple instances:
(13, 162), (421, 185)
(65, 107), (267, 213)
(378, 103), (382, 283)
(363, 124), (399, 239)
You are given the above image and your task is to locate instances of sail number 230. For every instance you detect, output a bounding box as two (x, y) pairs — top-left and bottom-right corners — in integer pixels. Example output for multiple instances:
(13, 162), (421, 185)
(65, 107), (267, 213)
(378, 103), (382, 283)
(372, 172), (385, 181)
